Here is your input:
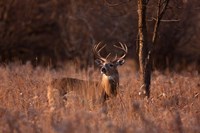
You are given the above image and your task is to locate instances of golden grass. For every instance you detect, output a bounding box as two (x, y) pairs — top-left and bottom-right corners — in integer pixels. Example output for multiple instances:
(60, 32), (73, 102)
(0, 61), (199, 133)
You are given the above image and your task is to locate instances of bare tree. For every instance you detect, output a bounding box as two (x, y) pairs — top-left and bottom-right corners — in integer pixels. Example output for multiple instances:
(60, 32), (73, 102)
(138, 0), (170, 98)
(137, 0), (150, 97)
(103, 0), (170, 98)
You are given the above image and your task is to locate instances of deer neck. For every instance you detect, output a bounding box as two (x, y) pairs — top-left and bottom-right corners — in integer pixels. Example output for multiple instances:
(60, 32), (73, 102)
(101, 73), (119, 96)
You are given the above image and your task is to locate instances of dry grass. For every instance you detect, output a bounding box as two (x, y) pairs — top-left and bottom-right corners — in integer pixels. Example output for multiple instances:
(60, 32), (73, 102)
(0, 61), (199, 133)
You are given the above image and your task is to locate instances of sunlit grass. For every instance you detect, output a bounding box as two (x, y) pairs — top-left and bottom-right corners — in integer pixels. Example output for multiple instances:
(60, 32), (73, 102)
(0, 61), (199, 133)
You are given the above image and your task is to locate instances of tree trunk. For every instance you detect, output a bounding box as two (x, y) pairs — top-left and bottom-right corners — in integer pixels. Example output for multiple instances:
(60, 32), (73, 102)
(137, 0), (170, 98)
(137, 0), (151, 97)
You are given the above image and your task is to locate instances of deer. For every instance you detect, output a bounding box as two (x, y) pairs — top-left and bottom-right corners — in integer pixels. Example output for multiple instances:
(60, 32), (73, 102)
(47, 42), (128, 111)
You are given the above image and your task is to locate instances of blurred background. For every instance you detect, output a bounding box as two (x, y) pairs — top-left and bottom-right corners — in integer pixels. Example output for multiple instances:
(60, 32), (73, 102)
(0, 0), (199, 71)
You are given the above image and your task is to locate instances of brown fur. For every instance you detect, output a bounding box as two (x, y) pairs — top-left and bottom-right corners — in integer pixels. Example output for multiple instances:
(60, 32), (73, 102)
(48, 43), (127, 111)
(100, 70), (119, 100)
(47, 73), (120, 111)
(47, 77), (100, 111)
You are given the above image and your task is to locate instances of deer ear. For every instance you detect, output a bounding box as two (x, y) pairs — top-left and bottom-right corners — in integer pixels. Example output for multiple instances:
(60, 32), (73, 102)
(116, 59), (125, 66)
(95, 59), (103, 66)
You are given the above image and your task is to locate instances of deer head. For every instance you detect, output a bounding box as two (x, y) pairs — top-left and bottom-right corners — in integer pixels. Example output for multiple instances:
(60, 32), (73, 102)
(93, 42), (128, 102)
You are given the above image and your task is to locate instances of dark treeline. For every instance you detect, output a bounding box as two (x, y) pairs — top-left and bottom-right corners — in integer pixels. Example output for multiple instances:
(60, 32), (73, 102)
(0, 0), (199, 71)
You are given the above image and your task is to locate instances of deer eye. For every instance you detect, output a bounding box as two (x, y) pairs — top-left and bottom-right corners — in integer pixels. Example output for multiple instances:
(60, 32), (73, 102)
(109, 64), (114, 67)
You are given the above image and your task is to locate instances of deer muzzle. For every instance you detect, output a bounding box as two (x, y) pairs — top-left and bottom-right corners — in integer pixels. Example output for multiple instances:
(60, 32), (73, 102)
(101, 67), (107, 74)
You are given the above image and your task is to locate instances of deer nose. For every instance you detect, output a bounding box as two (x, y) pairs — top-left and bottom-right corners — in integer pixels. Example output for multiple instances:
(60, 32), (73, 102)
(101, 67), (107, 74)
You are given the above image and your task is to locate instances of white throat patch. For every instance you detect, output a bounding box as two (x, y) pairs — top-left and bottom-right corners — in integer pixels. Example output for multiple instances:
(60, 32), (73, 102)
(102, 74), (117, 82)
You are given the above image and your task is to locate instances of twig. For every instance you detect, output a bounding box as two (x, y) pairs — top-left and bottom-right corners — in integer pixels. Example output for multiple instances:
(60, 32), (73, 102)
(147, 17), (180, 22)
(104, 0), (132, 7)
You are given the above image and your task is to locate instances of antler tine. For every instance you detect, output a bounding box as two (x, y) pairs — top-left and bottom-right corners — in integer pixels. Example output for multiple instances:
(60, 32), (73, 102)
(93, 42), (107, 62)
(113, 42), (128, 61)
(93, 42), (102, 53)
(113, 54), (118, 61)
(106, 53), (111, 60)
(97, 44), (106, 53)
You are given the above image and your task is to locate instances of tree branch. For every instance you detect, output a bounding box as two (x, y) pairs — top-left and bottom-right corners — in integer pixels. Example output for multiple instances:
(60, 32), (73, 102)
(104, 0), (132, 7)
(152, 0), (170, 44)
(160, 0), (170, 19)
(147, 17), (180, 22)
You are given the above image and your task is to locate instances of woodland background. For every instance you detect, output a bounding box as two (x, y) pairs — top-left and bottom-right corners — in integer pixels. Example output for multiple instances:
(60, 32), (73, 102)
(0, 0), (200, 71)
(0, 1), (200, 133)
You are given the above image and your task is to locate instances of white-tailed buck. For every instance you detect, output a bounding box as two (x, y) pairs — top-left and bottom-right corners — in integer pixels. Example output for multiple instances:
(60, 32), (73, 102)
(47, 42), (128, 111)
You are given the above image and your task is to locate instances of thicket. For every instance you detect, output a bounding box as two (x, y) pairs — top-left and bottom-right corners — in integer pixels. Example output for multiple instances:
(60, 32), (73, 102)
(0, 0), (199, 70)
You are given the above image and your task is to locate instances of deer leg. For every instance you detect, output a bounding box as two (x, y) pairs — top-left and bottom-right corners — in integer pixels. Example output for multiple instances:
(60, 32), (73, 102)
(99, 90), (109, 104)
(47, 85), (65, 112)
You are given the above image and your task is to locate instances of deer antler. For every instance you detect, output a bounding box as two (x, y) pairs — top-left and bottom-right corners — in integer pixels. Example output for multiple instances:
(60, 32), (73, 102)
(113, 42), (128, 61)
(93, 42), (109, 62)
(94, 42), (127, 62)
